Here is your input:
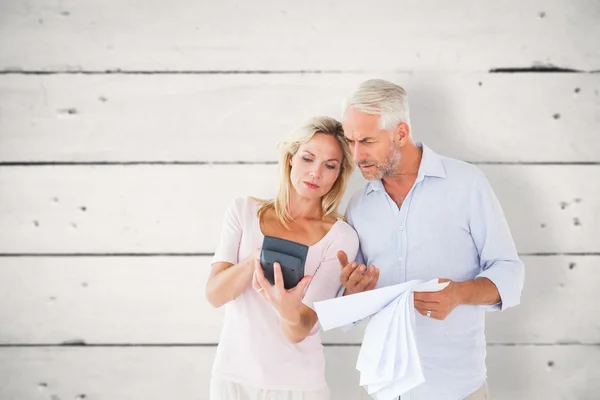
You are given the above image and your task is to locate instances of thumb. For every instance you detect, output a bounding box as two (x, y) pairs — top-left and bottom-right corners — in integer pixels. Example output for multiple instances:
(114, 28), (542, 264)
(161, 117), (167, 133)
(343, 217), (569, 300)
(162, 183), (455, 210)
(337, 250), (348, 269)
(296, 275), (312, 294)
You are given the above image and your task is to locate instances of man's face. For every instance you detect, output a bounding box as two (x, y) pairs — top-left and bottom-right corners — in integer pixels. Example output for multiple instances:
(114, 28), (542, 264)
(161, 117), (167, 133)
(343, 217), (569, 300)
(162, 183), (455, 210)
(342, 106), (401, 181)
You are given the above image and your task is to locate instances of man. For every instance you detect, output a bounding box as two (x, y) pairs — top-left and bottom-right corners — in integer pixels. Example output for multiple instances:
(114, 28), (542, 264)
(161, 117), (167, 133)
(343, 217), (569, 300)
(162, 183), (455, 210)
(337, 79), (524, 400)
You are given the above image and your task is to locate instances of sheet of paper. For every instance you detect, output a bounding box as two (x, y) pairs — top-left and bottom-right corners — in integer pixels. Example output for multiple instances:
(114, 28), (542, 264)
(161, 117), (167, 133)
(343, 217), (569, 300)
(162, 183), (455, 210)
(314, 280), (421, 331)
(314, 279), (449, 400)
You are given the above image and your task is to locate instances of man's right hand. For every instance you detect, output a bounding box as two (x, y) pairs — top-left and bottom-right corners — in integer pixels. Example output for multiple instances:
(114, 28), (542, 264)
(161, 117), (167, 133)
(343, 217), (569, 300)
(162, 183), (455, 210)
(337, 250), (379, 295)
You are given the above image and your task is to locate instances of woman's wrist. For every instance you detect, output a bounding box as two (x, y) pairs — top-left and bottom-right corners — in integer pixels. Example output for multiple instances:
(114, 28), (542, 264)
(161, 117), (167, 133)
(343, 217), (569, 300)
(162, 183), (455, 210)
(280, 306), (302, 326)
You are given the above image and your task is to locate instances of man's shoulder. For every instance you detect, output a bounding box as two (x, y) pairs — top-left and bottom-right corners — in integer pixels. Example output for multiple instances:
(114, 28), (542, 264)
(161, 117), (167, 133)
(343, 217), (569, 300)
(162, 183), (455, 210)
(437, 154), (485, 182)
(346, 184), (370, 213)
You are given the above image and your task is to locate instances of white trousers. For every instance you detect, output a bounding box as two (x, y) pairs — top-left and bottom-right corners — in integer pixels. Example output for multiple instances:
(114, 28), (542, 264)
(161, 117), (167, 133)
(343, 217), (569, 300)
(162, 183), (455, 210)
(210, 377), (330, 400)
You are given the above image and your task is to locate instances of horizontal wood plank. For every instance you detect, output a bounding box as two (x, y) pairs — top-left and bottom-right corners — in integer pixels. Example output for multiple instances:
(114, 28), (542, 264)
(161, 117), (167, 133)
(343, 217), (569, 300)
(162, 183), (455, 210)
(0, 346), (366, 400)
(0, 256), (596, 345)
(0, 345), (597, 400)
(0, 0), (598, 71)
(0, 165), (598, 254)
(0, 74), (599, 163)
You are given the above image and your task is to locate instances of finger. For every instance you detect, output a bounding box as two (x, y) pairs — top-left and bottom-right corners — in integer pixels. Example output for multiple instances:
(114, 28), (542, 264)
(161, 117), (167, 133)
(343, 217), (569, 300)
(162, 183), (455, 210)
(415, 306), (440, 320)
(273, 262), (285, 290)
(353, 271), (373, 292)
(294, 275), (312, 296)
(415, 306), (427, 316)
(252, 270), (261, 291)
(364, 267), (380, 291)
(254, 269), (270, 300)
(413, 292), (440, 303)
(258, 286), (270, 301)
(348, 264), (367, 286)
(414, 299), (439, 309)
(354, 265), (377, 291)
(337, 250), (349, 269)
(340, 262), (358, 284)
(254, 259), (272, 290)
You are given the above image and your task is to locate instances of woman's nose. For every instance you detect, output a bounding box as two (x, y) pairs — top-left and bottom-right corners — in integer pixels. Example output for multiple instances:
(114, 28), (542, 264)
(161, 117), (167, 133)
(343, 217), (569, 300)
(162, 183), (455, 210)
(309, 166), (321, 178)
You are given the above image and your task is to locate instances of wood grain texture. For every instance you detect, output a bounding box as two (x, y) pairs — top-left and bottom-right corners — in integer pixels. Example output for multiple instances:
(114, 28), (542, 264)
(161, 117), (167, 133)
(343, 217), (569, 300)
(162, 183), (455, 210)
(0, 345), (597, 400)
(0, 165), (598, 254)
(0, 256), (596, 345)
(1, 73), (598, 163)
(1, 0), (598, 71)
(0, 346), (367, 400)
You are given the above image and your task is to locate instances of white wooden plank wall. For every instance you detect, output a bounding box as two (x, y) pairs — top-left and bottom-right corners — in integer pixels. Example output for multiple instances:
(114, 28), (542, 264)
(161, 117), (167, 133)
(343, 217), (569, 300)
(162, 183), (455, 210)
(0, 1), (599, 399)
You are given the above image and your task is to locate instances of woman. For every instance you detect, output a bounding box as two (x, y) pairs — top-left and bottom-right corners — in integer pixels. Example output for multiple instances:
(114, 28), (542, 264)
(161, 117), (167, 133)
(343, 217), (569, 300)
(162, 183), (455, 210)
(206, 116), (359, 399)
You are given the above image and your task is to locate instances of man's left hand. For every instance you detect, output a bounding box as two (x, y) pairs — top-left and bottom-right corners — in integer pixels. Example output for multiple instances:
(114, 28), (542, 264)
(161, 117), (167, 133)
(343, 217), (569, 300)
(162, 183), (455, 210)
(413, 278), (462, 320)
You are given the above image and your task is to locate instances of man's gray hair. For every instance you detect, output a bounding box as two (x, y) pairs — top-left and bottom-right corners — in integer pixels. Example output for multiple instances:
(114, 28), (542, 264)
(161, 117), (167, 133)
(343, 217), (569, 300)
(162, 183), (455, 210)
(342, 79), (411, 131)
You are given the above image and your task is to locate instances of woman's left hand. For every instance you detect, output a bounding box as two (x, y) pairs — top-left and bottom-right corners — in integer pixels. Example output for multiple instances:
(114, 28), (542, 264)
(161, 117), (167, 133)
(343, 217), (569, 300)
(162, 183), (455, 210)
(253, 258), (312, 325)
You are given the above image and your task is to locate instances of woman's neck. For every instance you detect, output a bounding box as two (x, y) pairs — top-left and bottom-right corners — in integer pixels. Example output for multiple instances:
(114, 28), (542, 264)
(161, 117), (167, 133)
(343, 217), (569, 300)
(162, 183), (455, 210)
(287, 190), (323, 220)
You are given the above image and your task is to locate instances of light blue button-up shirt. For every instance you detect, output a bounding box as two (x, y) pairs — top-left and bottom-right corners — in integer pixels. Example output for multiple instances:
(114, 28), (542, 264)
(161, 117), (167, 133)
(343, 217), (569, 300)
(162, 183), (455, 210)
(345, 142), (524, 400)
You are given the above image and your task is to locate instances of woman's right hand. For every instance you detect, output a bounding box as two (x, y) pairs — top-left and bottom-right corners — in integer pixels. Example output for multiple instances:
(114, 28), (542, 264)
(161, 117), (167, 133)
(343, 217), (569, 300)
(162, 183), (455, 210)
(253, 259), (312, 325)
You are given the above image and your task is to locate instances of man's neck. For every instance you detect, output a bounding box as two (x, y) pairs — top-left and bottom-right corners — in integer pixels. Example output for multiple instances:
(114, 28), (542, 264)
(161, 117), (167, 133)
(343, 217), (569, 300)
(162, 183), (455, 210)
(382, 141), (422, 190)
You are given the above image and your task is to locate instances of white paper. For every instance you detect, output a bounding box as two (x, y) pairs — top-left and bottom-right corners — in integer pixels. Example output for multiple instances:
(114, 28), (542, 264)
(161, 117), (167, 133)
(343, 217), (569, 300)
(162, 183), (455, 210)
(314, 279), (449, 400)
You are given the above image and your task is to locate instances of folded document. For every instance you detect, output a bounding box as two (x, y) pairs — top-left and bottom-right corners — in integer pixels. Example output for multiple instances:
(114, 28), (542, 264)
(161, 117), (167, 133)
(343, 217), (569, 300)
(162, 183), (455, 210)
(313, 279), (449, 400)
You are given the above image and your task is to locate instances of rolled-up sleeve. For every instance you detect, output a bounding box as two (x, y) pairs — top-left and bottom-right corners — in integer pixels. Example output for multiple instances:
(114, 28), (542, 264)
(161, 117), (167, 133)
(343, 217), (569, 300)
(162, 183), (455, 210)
(470, 171), (525, 311)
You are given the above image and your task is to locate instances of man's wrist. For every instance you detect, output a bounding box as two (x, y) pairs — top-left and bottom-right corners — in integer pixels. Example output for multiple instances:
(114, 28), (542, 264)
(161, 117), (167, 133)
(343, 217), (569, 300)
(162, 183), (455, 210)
(455, 280), (472, 305)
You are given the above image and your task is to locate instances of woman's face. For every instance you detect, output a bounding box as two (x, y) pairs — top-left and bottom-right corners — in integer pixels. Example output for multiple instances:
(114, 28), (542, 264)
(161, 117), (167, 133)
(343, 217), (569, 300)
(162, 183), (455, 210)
(289, 133), (343, 201)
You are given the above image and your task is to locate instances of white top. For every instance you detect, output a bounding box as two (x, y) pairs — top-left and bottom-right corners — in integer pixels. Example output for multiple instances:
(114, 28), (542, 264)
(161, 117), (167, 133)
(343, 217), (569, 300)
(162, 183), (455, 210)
(211, 197), (359, 391)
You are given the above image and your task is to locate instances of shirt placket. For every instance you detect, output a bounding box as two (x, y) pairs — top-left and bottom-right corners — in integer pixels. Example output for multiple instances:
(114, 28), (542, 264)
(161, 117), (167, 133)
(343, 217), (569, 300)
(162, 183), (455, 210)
(393, 175), (425, 284)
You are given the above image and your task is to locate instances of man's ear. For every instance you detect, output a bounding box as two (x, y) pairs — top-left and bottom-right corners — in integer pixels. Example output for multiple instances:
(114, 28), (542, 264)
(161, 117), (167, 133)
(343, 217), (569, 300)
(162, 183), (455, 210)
(396, 122), (410, 145)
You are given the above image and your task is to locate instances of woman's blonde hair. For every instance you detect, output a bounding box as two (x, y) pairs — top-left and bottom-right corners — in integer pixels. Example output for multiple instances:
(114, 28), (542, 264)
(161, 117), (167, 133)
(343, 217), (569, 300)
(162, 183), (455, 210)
(256, 116), (354, 229)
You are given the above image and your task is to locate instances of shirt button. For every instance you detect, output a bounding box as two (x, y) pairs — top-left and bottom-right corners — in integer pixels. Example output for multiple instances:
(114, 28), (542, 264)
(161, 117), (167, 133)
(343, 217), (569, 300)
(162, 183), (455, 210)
(398, 257), (403, 262)
(399, 226), (404, 231)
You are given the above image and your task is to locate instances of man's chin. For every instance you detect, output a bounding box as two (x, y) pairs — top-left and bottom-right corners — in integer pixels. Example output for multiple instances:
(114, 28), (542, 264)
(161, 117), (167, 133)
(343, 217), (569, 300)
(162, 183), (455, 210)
(359, 169), (381, 181)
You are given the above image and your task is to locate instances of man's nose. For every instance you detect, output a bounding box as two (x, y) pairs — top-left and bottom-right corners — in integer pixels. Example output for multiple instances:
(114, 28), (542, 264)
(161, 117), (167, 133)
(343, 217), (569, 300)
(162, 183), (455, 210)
(352, 143), (365, 162)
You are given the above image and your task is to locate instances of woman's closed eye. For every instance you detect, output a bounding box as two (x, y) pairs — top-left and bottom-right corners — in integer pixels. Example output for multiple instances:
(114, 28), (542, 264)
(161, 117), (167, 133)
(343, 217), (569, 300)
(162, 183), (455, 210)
(302, 157), (337, 170)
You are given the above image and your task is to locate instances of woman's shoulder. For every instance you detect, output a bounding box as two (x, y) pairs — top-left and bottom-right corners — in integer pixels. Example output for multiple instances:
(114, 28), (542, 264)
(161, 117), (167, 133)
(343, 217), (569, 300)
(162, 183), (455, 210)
(223, 197), (264, 227)
(230, 196), (264, 212)
(328, 219), (359, 245)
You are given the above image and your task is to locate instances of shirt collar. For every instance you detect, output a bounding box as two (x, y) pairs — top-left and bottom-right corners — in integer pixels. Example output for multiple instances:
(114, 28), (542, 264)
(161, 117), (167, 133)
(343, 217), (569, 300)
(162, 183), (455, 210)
(366, 142), (446, 195)
(417, 142), (446, 180)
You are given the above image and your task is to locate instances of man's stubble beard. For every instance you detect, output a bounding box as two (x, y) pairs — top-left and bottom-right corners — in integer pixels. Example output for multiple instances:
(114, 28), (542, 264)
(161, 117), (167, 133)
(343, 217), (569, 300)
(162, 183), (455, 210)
(361, 144), (402, 181)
